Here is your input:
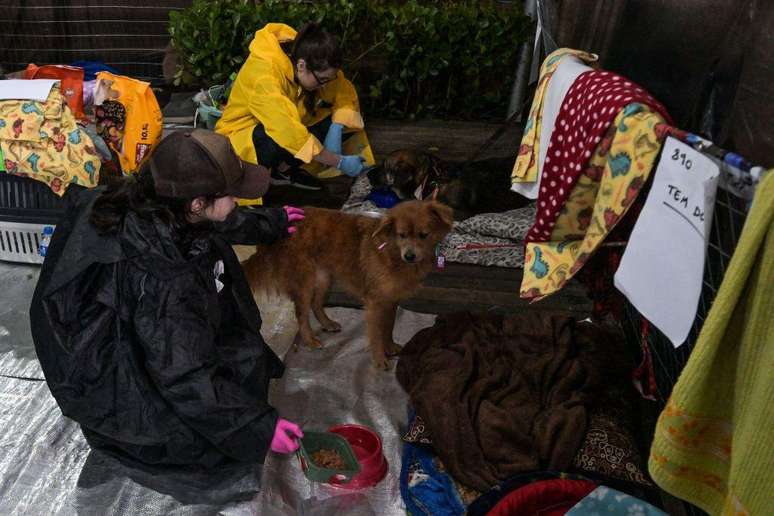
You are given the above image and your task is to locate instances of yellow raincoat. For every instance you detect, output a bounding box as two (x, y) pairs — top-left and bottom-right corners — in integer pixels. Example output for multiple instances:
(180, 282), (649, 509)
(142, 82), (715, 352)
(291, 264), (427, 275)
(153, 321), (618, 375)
(216, 23), (374, 186)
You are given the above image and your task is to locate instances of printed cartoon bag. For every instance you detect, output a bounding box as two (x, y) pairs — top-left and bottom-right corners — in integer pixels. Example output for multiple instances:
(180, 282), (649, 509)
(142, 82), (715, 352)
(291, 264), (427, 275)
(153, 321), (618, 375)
(24, 64), (86, 120)
(94, 72), (162, 173)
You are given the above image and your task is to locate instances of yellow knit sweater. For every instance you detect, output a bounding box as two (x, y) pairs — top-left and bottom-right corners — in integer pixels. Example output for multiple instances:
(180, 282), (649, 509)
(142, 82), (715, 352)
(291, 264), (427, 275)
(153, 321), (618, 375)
(649, 171), (774, 515)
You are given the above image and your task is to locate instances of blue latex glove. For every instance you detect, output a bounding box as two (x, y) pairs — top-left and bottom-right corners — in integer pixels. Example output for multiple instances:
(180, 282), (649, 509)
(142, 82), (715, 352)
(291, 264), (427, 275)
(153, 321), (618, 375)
(337, 155), (366, 177)
(323, 122), (344, 154)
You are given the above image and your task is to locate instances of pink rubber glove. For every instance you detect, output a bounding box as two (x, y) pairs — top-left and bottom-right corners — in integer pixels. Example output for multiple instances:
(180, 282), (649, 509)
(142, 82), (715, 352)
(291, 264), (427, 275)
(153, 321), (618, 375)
(271, 418), (303, 454)
(284, 206), (305, 234)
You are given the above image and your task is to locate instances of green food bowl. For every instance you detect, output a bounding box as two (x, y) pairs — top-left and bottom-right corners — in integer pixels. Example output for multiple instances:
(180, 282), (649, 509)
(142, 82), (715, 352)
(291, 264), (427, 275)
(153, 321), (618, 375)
(297, 431), (361, 484)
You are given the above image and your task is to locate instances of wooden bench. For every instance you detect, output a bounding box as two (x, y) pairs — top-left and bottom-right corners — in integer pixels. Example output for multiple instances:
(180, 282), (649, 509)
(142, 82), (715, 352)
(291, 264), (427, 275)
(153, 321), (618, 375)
(265, 118), (591, 316)
(326, 263), (591, 316)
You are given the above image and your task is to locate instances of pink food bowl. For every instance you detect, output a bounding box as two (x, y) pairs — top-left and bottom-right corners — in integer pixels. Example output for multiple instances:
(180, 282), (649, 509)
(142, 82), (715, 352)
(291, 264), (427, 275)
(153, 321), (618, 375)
(327, 424), (388, 489)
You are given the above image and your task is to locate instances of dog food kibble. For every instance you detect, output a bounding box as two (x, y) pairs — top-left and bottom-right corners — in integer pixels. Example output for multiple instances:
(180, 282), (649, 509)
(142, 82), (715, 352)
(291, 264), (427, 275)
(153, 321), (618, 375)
(311, 449), (346, 470)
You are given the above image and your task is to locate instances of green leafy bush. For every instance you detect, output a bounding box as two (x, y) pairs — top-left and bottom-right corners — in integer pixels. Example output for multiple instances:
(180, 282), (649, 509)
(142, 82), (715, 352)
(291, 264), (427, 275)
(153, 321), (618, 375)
(169, 0), (533, 119)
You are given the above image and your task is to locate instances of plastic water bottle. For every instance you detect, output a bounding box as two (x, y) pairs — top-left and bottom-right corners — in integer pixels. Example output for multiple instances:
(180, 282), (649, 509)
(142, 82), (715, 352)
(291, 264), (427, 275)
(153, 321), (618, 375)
(39, 226), (54, 257)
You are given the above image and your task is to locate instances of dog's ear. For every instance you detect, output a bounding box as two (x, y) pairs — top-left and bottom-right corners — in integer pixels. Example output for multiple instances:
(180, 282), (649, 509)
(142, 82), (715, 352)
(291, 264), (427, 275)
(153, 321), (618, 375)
(366, 164), (384, 187)
(371, 214), (394, 239)
(426, 201), (454, 230)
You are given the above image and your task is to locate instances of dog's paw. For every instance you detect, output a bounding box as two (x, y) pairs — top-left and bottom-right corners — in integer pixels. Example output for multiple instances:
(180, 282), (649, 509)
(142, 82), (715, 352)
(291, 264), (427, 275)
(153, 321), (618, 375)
(292, 332), (303, 352)
(371, 355), (393, 371)
(306, 336), (324, 349)
(321, 320), (342, 333)
(385, 341), (403, 357)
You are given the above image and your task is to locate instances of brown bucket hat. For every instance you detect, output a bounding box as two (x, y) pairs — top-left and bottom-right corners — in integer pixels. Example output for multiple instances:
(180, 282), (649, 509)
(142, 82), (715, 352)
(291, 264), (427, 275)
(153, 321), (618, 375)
(150, 129), (270, 199)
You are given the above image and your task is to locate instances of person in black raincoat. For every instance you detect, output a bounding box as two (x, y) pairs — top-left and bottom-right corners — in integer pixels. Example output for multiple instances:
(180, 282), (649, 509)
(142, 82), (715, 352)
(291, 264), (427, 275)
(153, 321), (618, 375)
(30, 129), (305, 468)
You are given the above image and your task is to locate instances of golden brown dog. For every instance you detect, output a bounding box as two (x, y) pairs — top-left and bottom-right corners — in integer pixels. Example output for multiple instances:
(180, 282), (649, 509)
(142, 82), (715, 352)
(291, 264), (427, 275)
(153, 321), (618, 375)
(243, 200), (453, 369)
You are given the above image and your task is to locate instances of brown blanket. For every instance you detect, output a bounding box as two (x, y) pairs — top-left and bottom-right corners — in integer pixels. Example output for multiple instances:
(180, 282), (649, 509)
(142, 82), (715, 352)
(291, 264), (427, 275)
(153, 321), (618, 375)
(396, 312), (608, 492)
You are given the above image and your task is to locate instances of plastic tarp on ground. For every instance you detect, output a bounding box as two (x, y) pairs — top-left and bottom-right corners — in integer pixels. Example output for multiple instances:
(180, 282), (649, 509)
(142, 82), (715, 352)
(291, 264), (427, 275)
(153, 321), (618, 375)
(0, 261), (434, 515)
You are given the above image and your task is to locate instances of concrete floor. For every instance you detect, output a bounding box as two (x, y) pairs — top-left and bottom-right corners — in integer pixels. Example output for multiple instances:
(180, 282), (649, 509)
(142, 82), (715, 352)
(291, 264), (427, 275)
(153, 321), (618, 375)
(0, 262), (39, 362)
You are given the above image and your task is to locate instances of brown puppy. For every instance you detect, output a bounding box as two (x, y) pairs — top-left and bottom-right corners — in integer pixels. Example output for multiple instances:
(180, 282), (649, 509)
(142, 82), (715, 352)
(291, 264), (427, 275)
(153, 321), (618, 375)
(243, 200), (454, 369)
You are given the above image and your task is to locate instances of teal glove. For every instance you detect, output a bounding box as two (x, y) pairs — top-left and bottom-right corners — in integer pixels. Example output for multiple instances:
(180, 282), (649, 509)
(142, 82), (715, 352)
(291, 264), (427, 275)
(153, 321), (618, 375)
(337, 155), (366, 177)
(323, 122), (344, 154)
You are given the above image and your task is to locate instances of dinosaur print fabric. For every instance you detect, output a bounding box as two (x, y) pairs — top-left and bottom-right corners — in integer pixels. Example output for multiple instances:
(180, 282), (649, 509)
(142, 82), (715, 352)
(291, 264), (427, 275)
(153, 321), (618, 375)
(526, 70), (671, 243)
(511, 48), (598, 186)
(0, 83), (100, 195)
(520, 71), (672, 300)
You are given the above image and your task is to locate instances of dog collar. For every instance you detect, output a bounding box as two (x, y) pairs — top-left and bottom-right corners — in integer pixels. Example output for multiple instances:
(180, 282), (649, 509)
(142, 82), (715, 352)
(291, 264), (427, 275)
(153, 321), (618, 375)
(435, 244), (445, 270)
(414, 177), (440, 201)
(413, 179), (426, 200)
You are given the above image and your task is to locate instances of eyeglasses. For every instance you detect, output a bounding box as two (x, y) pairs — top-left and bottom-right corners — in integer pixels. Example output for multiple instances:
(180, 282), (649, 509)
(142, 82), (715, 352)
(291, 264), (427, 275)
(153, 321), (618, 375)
(311, 69), (336, 87)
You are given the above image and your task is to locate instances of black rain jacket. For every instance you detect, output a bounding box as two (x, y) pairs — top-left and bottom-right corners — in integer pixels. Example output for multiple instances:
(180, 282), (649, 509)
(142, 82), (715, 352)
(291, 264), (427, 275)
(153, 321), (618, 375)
(30, 189), (286, 468)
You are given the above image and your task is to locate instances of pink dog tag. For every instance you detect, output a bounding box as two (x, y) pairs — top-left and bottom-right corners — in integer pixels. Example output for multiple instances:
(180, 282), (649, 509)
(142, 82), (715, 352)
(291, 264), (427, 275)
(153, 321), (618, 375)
(435, 244), (445, 270)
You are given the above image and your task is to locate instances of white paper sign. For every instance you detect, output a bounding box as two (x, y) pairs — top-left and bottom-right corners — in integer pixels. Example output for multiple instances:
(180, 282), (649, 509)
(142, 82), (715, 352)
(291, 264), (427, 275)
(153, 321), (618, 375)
(615, 137), (720, 347)
(0, 79), (59, 101)
(512, 56), (592, 199)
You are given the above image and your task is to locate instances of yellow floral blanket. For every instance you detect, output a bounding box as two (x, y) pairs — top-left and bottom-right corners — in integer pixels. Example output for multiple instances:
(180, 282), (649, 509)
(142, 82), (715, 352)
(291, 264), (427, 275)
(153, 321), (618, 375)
(511, 48), (598, 186)
(521, 106), (667, 299)
(0, 83), (100, 195)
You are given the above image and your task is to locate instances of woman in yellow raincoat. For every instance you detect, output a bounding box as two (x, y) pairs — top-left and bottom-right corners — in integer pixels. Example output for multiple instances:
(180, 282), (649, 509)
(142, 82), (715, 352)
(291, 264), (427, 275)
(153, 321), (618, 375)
(216, 22), (375, 193)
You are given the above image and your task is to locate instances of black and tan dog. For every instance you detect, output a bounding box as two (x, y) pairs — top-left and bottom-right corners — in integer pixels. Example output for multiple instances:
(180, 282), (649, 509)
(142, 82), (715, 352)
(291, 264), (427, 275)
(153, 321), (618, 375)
(367, 149), (528, 219)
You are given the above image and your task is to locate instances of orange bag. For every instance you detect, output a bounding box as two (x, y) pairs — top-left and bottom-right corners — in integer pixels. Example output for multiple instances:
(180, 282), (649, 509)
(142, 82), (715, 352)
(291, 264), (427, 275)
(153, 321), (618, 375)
(24, 64), (86, 120)
(94, 72), (162, 173)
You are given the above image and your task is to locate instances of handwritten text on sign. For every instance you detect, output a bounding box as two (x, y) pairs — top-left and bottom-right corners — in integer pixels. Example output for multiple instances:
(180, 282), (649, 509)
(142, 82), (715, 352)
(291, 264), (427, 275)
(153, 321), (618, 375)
(657, 140), (718, 239)
(614, 136), (720, 347)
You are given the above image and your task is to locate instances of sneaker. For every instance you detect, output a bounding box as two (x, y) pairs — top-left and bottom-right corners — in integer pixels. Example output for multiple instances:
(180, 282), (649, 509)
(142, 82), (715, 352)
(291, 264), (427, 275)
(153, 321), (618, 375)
(271, 167), (323, 190)
(270, 168), (292, 186)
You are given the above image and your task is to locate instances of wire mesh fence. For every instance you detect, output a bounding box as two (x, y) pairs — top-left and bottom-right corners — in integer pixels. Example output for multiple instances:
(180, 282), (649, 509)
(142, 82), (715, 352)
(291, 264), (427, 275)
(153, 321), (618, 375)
(0, 2), (188, 84)
(620, 184), (752, 516)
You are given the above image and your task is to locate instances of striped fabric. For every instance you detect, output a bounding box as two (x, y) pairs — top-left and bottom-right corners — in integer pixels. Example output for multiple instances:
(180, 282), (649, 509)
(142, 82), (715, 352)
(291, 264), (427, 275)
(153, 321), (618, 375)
(0, 1), (191, 84)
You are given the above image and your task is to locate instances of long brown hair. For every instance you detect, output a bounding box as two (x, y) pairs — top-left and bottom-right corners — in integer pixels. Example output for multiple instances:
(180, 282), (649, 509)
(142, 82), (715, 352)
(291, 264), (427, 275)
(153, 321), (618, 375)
(89, 164), (215, 236)
(282, 22), (343, 116)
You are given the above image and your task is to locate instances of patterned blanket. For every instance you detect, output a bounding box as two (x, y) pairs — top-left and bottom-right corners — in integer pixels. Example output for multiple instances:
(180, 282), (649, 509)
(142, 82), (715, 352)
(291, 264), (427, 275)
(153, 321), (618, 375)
(0, 83), (100, 195)
(342, 175), (533, 268)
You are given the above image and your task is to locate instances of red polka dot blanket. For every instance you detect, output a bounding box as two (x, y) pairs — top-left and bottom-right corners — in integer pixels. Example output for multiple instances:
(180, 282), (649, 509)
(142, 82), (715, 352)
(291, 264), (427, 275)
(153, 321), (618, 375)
(526, 70), (673, 244)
